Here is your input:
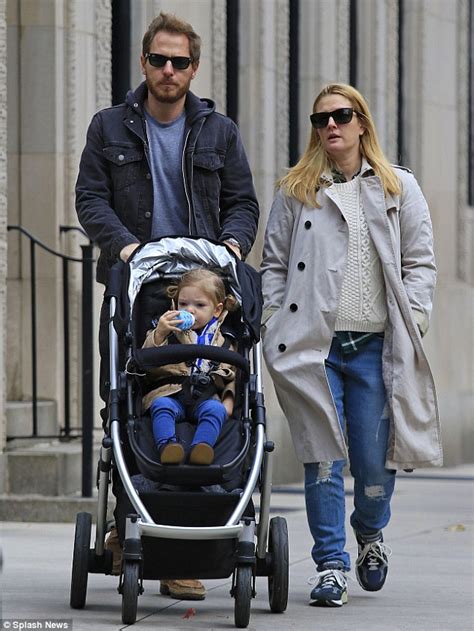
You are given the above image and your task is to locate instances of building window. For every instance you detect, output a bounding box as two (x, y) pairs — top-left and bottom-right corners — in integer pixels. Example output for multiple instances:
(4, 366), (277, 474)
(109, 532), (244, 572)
(469, 0), (473, 206)
(289, 0), (299, 167)
(397, 0), (405, 165)
(349, 0), (358, 87)
(226, 0), (239, 124)
(112, 0), (131, 105)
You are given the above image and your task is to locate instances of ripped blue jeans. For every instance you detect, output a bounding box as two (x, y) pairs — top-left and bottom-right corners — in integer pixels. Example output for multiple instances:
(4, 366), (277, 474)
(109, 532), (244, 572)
(304, 335), (396, 571)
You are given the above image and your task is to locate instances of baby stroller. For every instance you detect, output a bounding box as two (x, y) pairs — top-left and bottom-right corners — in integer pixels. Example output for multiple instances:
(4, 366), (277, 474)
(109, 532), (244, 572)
(69, 236), (289, 628)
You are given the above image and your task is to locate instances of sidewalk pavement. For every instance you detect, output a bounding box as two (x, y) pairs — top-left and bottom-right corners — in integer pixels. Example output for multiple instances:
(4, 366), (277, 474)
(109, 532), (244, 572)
(1, 465), (473, 631)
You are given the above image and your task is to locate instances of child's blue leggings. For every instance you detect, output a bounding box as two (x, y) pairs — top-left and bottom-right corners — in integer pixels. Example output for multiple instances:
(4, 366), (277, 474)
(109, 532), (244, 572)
(150, 396), (227, 448)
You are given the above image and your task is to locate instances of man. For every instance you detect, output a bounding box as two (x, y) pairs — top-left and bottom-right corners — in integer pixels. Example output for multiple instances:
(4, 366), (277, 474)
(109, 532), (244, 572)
(76, 12), (259, 601)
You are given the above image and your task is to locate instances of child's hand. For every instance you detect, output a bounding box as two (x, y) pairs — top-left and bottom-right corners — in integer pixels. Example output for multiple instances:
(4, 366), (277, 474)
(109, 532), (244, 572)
(153, 311), (184, 345)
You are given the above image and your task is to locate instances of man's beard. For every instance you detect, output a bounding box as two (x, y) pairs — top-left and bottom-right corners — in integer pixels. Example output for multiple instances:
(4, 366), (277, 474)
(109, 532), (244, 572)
(146, 76), (191, 104)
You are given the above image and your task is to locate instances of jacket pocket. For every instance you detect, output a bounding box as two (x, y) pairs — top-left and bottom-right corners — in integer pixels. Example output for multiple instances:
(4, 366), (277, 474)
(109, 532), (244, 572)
(192, 150), (224, 219)
(103, 145), (143, 191)
(261, 307), (282, 344)
(193, 150), (225, 171)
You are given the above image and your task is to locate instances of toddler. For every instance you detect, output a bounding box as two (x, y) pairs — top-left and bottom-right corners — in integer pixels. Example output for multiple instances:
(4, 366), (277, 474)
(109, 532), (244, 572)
(142, 269), (237, 465)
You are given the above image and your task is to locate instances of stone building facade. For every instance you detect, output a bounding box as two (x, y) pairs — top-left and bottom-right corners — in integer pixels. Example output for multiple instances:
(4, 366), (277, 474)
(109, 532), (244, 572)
(0, 0), (472, 493)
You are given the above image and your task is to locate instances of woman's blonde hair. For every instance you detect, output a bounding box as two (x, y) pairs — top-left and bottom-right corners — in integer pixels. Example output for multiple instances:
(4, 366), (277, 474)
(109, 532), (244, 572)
(279, 83), (401, 207)
(167, 269), (237, 311)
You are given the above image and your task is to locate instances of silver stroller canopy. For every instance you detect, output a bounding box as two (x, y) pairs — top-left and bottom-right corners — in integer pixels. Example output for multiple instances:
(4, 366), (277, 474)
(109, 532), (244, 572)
(127, 238), (242, 315)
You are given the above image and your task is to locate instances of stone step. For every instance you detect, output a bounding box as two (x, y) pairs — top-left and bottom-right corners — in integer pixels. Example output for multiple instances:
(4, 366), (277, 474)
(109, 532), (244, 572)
(0, 493), (115, 523)
(7, 400), (59, 440)
(6, 440), (87, 496)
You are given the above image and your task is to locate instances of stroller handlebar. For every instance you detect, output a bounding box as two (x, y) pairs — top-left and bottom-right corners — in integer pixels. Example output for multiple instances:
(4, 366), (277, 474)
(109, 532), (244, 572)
(104, 260), (126, 300)
(133, 344), (250, 379)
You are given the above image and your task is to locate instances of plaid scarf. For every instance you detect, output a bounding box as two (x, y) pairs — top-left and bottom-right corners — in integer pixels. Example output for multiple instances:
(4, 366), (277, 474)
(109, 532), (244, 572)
(335, 331), (381, 355)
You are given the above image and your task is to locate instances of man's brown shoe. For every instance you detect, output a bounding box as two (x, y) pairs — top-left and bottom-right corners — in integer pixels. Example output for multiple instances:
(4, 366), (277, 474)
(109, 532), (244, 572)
(160, 579), (206, 600)
(104, 526), (122, 576)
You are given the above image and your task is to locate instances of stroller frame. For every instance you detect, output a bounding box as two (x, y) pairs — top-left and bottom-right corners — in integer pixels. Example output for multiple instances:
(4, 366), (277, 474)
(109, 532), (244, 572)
(106, 294), (271, 542)
(70, 238), (288, 629)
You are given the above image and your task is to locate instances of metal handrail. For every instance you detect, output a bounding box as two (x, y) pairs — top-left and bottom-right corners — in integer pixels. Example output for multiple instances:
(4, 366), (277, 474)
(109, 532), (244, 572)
(7, 224), (96, 496)
(9, 225), (85, 262)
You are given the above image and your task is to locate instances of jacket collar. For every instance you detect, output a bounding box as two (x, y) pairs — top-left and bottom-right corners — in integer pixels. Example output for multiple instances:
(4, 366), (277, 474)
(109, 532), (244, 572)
(323, 157), (399, 211)
(321, 156), (375, 185)
(125, 82), (215, 125)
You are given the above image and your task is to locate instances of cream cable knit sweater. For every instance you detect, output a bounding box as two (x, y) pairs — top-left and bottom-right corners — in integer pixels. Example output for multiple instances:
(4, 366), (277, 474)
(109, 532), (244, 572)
(333, 176), (387, 332)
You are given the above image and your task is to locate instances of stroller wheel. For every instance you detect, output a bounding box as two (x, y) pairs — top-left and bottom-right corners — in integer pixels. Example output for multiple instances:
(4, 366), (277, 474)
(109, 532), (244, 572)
(267, 516), (289, 613)
(233, 564), (253, 628)
(121, 561), (141, 625)
(70, 512), (92, 609)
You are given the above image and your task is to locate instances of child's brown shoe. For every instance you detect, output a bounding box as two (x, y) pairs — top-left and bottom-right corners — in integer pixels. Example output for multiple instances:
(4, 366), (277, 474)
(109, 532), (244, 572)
(159, 442), (185, 465)
(189, 443), (214, 465)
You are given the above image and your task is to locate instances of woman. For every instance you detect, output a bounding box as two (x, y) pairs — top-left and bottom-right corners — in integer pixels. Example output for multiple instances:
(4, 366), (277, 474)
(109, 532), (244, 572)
(261, 83), (441, 607)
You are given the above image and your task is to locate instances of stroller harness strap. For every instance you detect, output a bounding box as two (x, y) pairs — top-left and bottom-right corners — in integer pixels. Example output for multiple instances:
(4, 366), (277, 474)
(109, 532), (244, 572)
(147, 334), (233, 388)
(143, 334), (234, 412)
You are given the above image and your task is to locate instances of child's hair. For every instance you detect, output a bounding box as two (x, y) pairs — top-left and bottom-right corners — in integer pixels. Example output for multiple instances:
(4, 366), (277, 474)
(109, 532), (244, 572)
(167, 269), (238, 312)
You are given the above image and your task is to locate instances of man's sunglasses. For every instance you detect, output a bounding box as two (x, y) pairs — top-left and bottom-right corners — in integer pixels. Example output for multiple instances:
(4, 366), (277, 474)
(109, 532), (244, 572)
(145, 53), (192, 70)
(310, 107), (360, 129)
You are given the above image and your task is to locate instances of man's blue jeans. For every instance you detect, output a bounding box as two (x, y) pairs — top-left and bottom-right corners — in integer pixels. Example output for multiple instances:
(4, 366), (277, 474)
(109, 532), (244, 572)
(304, 335), (396, 571)
(150, 396), (227, 449)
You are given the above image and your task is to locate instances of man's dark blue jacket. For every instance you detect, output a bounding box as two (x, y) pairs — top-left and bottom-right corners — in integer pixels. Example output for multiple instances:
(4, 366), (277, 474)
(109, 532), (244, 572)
(76, 83), (259, 284)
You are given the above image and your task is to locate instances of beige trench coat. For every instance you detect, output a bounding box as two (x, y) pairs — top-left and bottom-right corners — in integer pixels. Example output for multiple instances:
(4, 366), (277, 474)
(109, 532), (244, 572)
(261, 162), (442, 470)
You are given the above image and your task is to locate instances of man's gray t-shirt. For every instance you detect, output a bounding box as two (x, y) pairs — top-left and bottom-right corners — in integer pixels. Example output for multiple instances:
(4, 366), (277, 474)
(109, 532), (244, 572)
(144, 109), (189, 237)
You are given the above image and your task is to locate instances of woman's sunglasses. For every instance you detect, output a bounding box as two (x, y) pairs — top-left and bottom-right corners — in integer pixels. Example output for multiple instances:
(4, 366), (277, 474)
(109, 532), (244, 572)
(145, 53), (192, 70)
(310, 107), (360, 129)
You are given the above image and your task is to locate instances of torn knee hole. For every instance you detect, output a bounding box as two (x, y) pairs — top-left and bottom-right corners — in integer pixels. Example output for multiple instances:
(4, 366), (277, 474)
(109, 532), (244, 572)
(316, 461), (333, 484)
(364, 484), (386, 499)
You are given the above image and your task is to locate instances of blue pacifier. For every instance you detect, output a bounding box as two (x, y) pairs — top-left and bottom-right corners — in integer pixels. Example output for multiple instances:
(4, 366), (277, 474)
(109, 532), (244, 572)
(176, 310), (195, 330)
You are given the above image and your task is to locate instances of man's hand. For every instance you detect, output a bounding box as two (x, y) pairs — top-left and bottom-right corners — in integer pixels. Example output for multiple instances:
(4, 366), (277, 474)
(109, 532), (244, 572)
(224, 240), (242, 259)
(120, 243), (140, 262)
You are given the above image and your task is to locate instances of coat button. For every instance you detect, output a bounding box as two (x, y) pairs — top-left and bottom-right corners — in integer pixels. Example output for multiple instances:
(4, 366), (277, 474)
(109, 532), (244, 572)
(290, 303), (298, 312)
(297, 262), (305, 270)
(146, 173), (151, 179)
(118, 154), (124, 161)
(144, 211), (151, 219)
(278, 343), (286, 352)
(305, 220), (312, 229)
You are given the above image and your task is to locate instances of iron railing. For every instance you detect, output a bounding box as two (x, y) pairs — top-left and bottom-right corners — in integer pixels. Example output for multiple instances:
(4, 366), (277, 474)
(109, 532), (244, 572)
(7, 225), (95, 496)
